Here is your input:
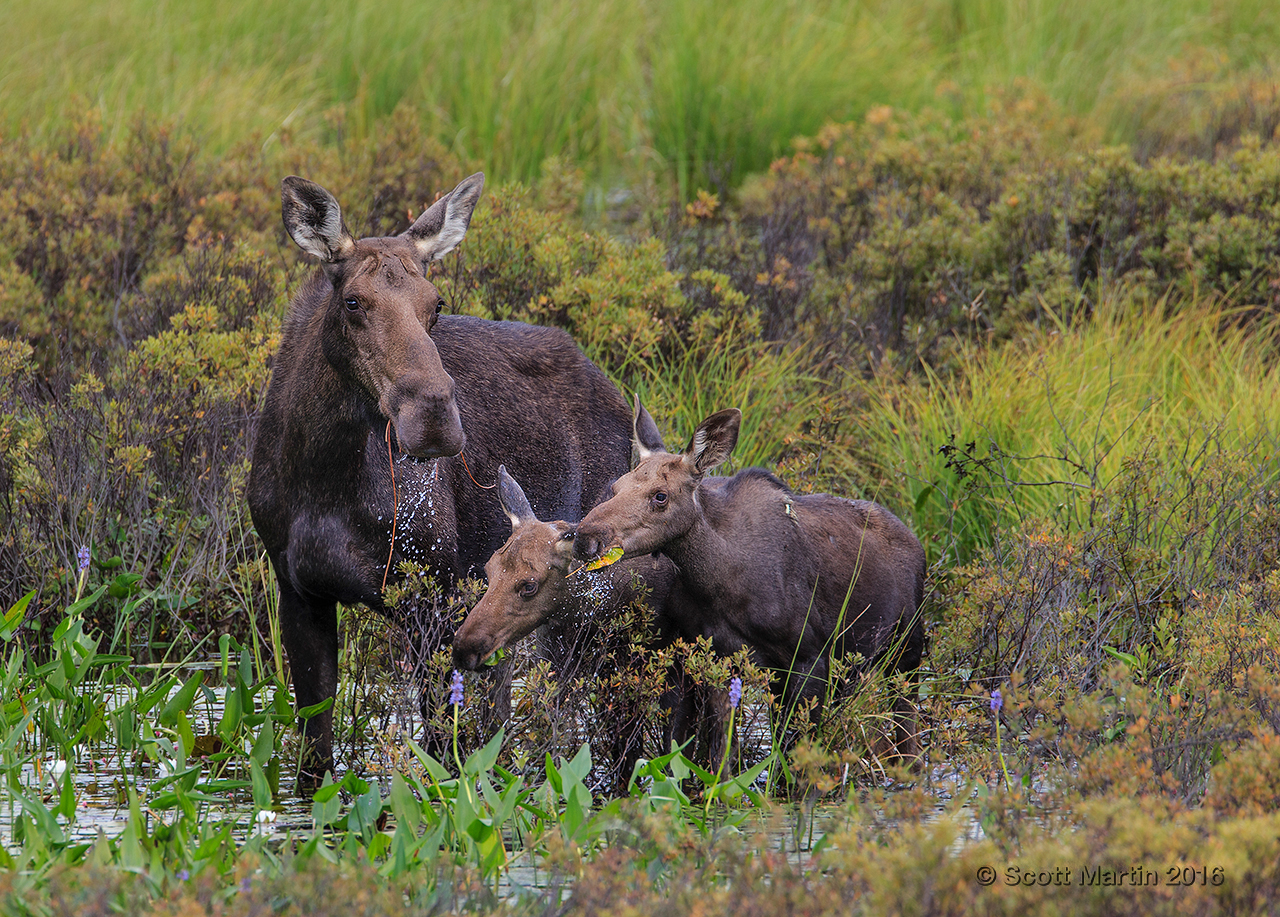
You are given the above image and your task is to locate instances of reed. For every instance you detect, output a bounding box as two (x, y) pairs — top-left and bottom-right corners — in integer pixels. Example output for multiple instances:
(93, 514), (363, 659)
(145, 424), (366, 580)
(854, 299), (1280, 564)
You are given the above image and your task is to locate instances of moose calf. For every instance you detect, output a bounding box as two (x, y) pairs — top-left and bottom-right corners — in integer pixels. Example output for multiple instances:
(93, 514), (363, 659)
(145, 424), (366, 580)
(452, 465), (684, 791)
(574, 404), (926, 760)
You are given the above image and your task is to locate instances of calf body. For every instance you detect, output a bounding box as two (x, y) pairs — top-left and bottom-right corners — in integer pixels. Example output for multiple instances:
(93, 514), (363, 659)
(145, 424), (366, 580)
(575, 407), (926, 756)
(248, 175), (649, 785)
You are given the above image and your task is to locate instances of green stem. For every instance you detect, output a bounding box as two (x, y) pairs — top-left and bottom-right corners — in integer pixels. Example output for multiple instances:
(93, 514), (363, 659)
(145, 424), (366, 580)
(452, 702), (463, 777)
(995, 712), (1011, 791)
(704, 706), (737, 820)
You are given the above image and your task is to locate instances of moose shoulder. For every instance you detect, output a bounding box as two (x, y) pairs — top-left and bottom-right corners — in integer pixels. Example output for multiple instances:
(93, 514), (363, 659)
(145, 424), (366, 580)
(573, 405), (927, 759)
(248, 173), (656, 787)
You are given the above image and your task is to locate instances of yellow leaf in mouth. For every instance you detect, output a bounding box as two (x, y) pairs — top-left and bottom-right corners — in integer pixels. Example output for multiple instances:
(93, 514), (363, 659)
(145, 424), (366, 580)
(582, 545), (624, 572)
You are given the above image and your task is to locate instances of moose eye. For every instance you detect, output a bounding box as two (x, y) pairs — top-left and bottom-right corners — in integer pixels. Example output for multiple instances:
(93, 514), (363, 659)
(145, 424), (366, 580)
(518, 580), (539, 599)
(436, 299), (446, 314)
(344, 297), (360, 312)
(651, 491), (668, 510)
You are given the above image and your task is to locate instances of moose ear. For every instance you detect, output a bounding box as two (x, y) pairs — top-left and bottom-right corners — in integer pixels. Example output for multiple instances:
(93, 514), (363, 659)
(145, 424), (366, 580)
(281, 177), (355, 263)
(685, 408), (740, 477)
(632, 395), (667, 464)
(497, 464), (537, 529)
(404, 172), (485, 263)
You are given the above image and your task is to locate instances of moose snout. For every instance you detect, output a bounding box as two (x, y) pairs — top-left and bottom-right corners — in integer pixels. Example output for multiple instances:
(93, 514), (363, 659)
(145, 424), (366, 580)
(386, 381), (465, 458)
(451, 632), (488, 672)
(572, 525), (608, 561)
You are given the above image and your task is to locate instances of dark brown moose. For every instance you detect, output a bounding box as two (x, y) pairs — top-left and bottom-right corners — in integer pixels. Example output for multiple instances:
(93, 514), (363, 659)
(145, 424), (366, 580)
(248, 173), (659, 787)
(573, 405), (927, 759)
(452, 465), (680, 790)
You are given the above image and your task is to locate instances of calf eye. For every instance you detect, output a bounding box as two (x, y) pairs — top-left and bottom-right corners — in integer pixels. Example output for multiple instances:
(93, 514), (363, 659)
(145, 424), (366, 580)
(518, 580), (539, 599)
(651, 491), (668, 510)
(344, 297), (360, 312)
(436, 299), (446, 314)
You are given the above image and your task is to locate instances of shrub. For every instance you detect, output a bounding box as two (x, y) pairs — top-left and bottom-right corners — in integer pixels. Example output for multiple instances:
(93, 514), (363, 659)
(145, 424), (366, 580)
(664, 99), (1280, 374)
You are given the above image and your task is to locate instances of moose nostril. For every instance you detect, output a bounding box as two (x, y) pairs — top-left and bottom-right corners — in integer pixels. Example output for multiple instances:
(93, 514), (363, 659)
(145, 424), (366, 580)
(453, 649), (477, 671)
(574, 531), (601, 560)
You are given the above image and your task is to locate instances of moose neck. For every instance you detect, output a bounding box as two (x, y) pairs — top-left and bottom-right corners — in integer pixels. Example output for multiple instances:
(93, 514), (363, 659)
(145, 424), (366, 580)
(657, 483), (738, 600)
(279, 296), (388, 495)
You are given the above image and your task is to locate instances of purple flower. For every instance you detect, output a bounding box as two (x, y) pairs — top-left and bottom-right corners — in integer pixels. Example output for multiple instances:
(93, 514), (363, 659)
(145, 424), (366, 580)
(77, 545), (90, 572)
(990, 689), (1003, 713)
(449, 669), (464, 707)
(177, 869), (190, 882)
(240, 877), (251, 893)
(728, 677), (742, 710)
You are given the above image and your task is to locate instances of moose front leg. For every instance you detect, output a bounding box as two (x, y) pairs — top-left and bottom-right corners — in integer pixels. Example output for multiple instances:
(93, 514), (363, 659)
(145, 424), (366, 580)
(888, 611), (927, 765)
(278, 585), (340, 791)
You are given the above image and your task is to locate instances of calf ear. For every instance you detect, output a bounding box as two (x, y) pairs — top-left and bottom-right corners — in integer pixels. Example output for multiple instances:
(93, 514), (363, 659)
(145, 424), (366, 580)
(281, 177), (355, 263)
(632, 395), (667, 464)
(685, 408), (741, 476)
(497, 465), (537, 529)
(405, 172), (485, 262)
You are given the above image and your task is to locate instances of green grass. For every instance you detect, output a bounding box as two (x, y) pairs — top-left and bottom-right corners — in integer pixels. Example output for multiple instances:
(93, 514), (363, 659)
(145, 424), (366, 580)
(0, 586), (772, 902)
(854, 299), (1280, 564)
(4, 0), (1280, 194)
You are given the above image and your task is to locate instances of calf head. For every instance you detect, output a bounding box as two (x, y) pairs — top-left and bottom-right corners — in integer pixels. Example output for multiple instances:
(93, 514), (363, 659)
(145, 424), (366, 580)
(575, 401), (741, 561)
(452, 465), (578, 671)
(280, 172), (485, 458)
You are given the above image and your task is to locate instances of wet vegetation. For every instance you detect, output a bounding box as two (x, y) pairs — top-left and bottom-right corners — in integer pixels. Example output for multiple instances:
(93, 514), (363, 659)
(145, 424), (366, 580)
(5, 1), (1280, 913)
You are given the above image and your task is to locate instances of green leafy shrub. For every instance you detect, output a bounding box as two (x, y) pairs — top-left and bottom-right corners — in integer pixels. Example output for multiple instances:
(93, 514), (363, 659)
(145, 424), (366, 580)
(666, 99), (1280, 375)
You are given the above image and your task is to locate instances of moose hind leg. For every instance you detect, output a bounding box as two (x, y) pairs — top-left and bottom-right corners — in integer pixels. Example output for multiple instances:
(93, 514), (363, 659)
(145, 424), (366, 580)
(775, 656), (830, 753)
(662, 657), (697, 757)
(889, 610), (926, 765)
(695, 683), (734, 773)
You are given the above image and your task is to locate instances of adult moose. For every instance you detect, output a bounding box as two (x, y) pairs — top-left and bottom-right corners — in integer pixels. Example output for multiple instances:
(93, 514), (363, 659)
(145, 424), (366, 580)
(248, 173), (657, 788)
(574, 404), (927, 761)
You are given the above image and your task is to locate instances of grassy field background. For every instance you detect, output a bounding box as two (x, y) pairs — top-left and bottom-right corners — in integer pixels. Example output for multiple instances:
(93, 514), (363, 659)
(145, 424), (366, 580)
(5, 0), (1280, 194)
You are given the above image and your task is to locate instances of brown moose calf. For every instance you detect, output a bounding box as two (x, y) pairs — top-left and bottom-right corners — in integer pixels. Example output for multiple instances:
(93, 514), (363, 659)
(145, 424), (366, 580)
(574, 405), (926, 760)
(452, 465), (682, 791)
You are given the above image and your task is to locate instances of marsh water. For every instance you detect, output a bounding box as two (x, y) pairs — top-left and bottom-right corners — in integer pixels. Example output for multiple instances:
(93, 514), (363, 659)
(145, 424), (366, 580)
(2, 655), (987, 892)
